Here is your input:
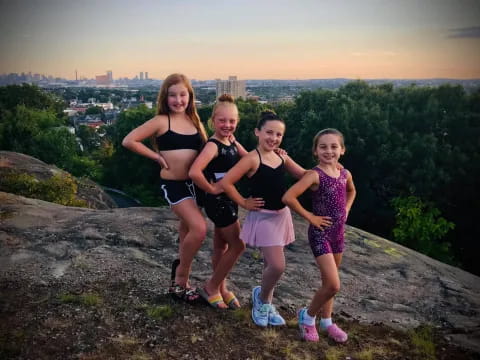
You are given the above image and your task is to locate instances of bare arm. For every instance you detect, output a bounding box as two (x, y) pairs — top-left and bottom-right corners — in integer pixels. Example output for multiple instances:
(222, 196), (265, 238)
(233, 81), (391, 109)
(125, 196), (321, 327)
(284, 155), (307, 180)
(188, 141), (222, 194)
(235, 141), (249, 157)
(220, 154), (264, 210)
(228, 134), (248, 157)
(345, 170), (356, 219)
(121, 116), (168, 168)
(282, 170), (332, 230)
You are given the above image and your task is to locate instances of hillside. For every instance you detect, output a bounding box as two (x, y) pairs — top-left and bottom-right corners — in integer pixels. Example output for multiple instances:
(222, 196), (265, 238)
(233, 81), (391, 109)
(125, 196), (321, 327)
(1, 190), (479, 359)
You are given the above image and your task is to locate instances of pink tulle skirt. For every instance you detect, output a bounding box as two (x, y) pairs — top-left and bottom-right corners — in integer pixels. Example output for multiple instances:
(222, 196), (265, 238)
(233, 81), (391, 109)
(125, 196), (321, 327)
(240, 207), (295, 248)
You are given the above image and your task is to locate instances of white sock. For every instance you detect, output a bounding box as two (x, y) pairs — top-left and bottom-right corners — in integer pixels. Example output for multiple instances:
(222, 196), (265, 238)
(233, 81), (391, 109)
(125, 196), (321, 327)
(302, 309), (316, 325)
(320, 317), (332, 330)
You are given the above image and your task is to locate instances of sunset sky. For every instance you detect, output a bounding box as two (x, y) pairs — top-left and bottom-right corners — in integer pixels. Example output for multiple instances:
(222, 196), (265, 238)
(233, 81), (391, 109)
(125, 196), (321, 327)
(1, 0), (479, 80)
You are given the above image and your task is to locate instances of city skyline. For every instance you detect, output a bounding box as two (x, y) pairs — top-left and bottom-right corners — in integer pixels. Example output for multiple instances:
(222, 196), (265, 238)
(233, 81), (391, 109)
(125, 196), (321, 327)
(1, 0), (480, 80)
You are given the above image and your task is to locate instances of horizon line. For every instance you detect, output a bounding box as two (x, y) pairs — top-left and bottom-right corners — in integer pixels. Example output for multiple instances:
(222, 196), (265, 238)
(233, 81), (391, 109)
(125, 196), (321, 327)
(1, 73), (480, 82)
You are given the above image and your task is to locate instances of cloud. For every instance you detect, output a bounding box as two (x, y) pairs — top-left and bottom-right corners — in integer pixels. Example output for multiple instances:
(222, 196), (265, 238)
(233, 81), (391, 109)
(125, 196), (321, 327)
(447, 26), (480, 38)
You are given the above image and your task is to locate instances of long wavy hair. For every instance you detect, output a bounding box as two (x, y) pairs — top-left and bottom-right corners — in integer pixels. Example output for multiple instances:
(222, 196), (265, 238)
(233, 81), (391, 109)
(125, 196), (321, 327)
(153, 73), (207, 150)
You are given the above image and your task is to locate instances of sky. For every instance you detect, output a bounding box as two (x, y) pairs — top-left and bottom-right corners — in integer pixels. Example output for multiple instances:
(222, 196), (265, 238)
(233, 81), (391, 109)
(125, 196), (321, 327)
(0, 0), (479, 80)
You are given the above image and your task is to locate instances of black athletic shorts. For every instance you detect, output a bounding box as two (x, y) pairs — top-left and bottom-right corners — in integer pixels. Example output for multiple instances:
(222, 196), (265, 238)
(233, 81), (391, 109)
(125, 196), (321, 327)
(159, 178), (204, 207)
(205, 193), (238, 228)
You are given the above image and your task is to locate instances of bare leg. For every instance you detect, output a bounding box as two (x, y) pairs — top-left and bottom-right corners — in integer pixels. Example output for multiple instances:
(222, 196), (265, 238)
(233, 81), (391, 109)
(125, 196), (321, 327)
(178, 219), (188, 244)
(306, 253), (340, 317)
(321, 253), (343, 319)
(171, 199), (207, 287)
(205, 221), (245, 297)
(211, 229), (228, 293)
(259, 246), (285, 303)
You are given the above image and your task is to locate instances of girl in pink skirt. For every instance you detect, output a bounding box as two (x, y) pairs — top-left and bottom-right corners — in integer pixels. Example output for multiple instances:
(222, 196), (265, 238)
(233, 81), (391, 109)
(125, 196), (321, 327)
(221, 110), (305, 327)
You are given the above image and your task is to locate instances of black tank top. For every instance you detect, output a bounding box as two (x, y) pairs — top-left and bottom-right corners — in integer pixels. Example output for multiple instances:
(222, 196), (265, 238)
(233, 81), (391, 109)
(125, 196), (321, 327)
(249, 149), (286, 210)
(205, 138), (240, 182)
(156, 114), (203, 151)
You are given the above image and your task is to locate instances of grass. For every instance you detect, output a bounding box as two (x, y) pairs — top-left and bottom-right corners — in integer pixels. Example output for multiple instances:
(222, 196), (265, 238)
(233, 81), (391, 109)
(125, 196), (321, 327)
(4, 282), (475, 360)
(325, 347), (345, 360)
(82, 293), (102, 306)
(145, 304), (174, 321)
(251, 248), (262, 260)
(231, 306), (251, 323)
(409, 325), (436, 360)
(281, 340), (316, 360)
(58, 293), (78, 303)
(354, 346), (389, 360)
(58, 292), (102, 306)
(286, 316), (299, 328)
(261, 328), (281, 349)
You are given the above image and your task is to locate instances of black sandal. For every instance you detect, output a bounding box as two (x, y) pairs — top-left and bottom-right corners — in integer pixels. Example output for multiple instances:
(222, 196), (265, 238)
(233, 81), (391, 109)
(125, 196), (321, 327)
(168, 258), (200, 303)
(169, 283), (201, 303)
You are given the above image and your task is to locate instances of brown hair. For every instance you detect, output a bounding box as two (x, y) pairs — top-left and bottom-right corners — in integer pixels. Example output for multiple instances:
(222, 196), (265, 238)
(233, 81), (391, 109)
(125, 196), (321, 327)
(312, 128), (345, 157)
(153, 73), (207, 150)
(208, 93), (238, 131)
(256, 110), (283, 130)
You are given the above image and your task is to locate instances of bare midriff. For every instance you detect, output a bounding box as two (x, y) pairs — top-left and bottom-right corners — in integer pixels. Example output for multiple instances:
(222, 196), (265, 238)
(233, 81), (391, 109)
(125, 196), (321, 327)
(159, 149), (198, 180)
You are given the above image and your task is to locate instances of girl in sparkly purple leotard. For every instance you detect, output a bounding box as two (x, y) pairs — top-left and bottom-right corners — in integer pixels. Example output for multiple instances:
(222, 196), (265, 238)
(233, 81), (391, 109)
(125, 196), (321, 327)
(308, 167), (348, 257)
(282, 128), (356, 343)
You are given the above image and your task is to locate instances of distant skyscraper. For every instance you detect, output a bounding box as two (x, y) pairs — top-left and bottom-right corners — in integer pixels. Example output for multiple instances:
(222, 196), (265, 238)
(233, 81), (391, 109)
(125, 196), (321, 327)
(216, 76), (246, 99)
(96, 75), (109, 86)
(145, 72), (149, 80)
(140, 72), (144, 81)
(96, 70), (112, 86)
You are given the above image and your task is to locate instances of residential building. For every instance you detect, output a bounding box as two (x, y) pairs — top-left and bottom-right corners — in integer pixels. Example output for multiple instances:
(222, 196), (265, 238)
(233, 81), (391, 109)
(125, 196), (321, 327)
(216, 76), (246, 99)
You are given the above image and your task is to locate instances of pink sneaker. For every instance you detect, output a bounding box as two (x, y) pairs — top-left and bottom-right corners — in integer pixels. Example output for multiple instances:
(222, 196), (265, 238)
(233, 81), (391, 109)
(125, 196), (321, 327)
(297, 308), (319, 342)
(326, 324), (348, 343)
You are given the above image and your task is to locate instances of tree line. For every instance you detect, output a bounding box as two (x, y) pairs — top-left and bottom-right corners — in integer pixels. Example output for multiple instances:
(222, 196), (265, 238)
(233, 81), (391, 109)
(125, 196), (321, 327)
(1, 83), (478, 276)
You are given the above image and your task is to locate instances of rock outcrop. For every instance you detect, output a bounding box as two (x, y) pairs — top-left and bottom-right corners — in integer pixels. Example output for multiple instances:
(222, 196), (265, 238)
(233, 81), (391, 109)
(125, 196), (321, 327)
(1, 191), (479, 353)
(0, 151), (117, 209)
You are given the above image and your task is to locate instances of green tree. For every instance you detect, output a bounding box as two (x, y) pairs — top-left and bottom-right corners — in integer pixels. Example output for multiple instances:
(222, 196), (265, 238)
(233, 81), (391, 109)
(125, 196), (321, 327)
(32, 127), (79, 169)
(0, 105), (63, 153)
(391, 196), (455, 263)
(77, 125), (101, 153)
(85, 106), (104, 116)
(235, 98), (268, 151)
(101, 105), (161, 205)
(0, 83), (65, 115)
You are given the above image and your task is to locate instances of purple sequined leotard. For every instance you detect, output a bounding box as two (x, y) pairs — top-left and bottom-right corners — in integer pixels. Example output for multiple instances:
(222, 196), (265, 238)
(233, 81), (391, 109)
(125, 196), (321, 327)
(308, 167), (348, 257)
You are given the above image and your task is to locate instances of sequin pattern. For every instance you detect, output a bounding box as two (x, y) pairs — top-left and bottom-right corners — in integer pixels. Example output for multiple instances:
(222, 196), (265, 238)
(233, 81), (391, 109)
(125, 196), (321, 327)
(308, 167), (348, 257)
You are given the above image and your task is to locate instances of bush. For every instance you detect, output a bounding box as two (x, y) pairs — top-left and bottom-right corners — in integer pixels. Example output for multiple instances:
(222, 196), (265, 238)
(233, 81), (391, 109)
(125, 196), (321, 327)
(0, 172), (87, 207)
(391, 196), (455, 262)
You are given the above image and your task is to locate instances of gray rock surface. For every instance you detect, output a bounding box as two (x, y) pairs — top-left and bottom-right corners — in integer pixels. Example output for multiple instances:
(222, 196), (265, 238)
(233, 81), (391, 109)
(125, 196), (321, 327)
(1, 191), (479, 353)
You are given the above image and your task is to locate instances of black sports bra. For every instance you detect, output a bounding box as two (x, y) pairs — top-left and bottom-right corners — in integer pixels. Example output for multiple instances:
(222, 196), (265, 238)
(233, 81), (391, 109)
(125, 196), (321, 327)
(156, 114), (203, 151)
